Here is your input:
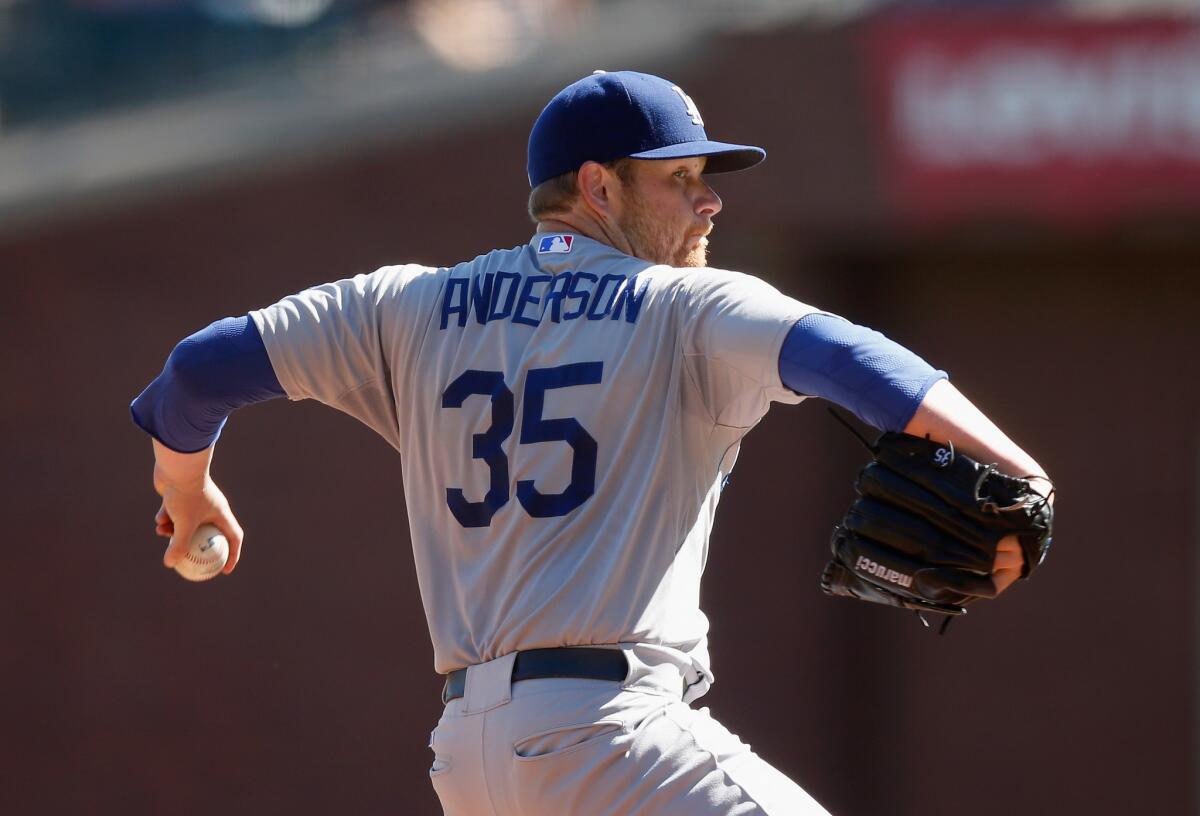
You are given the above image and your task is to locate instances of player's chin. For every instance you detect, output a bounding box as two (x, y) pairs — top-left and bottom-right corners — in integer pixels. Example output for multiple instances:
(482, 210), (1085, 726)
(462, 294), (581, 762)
(678, 238), (709, 268)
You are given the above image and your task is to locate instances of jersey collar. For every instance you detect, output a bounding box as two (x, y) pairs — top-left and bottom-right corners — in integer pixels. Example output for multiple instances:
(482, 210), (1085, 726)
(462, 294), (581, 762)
(527, 232), (650, 275)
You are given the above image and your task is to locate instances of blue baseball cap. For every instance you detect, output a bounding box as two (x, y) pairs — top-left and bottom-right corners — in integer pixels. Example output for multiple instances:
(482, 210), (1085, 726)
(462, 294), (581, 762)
(527, 70), (766, 187)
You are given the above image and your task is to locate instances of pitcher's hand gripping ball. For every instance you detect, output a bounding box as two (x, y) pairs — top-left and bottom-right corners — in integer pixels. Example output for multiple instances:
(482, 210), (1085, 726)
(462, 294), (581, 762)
(173, 523), (229, 582)
(821, 433), (1053, 617)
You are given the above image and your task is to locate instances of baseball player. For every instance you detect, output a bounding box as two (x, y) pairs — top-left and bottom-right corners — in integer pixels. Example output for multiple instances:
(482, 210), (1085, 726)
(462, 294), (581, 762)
(132, 71), (1052, 815)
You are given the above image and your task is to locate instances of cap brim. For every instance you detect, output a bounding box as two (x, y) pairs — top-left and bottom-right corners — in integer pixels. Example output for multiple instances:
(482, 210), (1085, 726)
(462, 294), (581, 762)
(628, 140), (765, 174)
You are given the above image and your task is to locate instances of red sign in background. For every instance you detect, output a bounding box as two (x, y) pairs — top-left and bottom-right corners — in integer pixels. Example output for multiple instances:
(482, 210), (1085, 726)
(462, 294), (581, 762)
(865, 13), (1200, 223)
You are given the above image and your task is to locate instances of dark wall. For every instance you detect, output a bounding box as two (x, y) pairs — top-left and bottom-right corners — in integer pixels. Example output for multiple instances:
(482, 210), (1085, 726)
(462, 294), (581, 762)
(810, 235), (1200, 814)
(2, 21), (1196, 816)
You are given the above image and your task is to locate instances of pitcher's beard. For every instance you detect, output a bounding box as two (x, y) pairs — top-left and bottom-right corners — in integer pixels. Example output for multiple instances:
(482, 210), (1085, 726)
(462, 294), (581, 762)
(617, 198), (710, 268)
(682, 237), (709, 268)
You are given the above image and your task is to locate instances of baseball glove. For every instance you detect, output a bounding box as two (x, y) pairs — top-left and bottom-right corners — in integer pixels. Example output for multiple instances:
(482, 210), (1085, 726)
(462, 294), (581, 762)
(820, 431), (1053, 620)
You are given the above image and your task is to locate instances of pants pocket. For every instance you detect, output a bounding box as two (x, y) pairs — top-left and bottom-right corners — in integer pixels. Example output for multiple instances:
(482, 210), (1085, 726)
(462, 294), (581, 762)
(428, 727), (452, 776)
(429, 765), (460, 816)
(512, 719), (626, 762)
(427, 728), (460, 815)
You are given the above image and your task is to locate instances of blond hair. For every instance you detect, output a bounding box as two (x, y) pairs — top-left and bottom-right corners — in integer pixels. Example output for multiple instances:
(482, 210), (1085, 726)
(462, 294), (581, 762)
(527, 159), (636, 223)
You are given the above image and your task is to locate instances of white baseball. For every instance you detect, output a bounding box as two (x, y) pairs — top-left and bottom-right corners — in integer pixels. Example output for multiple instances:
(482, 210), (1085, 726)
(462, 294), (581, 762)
(173, 523), (229, 582)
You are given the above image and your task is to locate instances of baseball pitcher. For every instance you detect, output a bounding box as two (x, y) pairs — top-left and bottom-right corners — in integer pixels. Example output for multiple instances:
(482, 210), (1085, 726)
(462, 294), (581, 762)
(132, 71), (1053, 815)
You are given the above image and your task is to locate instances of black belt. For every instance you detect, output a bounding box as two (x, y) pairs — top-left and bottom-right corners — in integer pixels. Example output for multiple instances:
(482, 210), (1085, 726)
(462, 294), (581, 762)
(442, 647), (629, 704)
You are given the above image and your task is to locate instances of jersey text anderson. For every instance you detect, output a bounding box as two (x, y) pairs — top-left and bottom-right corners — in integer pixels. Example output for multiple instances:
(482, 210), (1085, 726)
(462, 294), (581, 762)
(440, 269), (648, 330)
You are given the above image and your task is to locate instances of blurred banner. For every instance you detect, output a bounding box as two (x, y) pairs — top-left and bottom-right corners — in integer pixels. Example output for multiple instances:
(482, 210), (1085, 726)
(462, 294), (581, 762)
(865, 13), (1200, 222)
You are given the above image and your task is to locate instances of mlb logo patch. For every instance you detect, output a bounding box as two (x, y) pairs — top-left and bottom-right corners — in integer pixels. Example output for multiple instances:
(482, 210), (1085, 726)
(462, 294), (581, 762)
(537, 234), (574, 254)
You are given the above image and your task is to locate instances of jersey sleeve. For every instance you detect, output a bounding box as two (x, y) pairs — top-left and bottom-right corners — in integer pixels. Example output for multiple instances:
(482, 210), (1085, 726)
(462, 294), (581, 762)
(249, 264), (431, 451)
(130, 315), (285, 453)
(778, 313), (947, 433)
(680, 268), (820, 428)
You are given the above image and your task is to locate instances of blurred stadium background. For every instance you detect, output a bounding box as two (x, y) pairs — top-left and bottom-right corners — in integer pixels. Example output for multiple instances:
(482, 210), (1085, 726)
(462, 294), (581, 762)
(2, 0), (1198, 813)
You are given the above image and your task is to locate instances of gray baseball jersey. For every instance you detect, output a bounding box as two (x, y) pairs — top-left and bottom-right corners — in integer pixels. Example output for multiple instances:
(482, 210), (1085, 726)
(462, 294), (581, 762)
(251, 233), (817, 686)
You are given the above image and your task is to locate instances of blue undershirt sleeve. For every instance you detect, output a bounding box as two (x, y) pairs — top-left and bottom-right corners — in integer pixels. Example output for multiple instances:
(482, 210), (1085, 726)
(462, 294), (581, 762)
(130, 315), (286, 453)
(778, 313), (947, 433)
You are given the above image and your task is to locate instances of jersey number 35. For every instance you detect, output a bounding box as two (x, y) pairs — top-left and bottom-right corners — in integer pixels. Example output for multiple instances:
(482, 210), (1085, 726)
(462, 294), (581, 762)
(441, 362), (603, 528)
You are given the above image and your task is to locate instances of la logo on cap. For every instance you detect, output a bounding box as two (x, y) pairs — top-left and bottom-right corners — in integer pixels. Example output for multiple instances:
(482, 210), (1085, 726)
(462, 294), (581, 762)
(670, 85), (704, 126)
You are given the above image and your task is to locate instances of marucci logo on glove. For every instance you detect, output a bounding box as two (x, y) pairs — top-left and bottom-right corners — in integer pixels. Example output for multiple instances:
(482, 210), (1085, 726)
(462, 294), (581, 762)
(854, 556), (913, 589)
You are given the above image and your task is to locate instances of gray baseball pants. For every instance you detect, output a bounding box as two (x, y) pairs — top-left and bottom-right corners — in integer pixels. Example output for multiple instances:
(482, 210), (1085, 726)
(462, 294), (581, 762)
(427, 648), (831, 815)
